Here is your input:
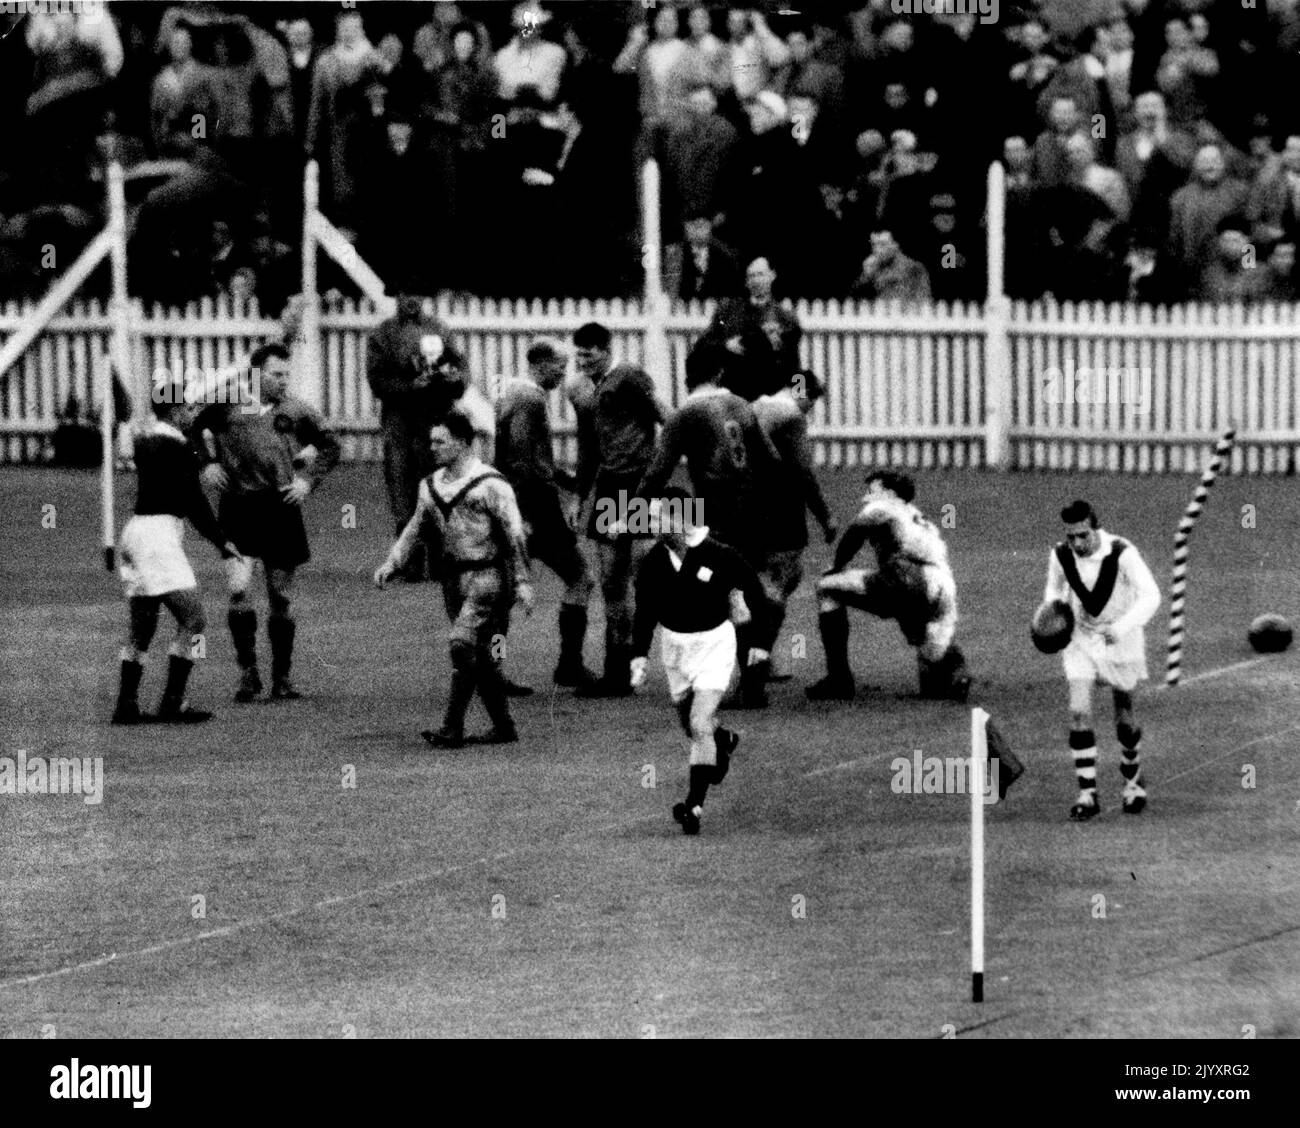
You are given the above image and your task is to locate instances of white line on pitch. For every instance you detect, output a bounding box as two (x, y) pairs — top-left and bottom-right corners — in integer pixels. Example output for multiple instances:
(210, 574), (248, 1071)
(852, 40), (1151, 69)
(1161, 722), (1300, 786)
(0, 812), (666, 993)
(1158, 655), (1278, 690)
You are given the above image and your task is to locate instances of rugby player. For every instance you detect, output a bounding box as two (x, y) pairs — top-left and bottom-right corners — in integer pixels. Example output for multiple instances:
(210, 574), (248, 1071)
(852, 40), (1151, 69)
(630, 488), (767, 836)
(1044, 500), (1161, 820)
(195, 343), (339, 702)
(637, 341), (778, 706)
(751, 370), (838, 678)
(566, 322), (665, 698)
(374, 411), (534, 748)
(494, 338), (598, 689)
(113, 382), (242, 724)
(808, 470), (970, 702)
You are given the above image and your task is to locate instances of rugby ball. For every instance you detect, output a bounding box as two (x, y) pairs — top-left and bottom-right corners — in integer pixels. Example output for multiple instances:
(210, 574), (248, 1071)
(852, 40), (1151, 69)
(1248, 613), (1293, 653)
(1031, 599), (1074, 654)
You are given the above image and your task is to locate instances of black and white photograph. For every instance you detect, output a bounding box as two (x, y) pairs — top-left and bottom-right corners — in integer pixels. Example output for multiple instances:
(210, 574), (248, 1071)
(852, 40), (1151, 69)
(0, 0), (1294, 1091)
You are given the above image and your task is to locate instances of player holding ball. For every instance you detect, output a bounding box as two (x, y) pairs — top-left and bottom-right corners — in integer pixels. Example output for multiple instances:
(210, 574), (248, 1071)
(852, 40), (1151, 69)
(1036, 500), (1161, 821)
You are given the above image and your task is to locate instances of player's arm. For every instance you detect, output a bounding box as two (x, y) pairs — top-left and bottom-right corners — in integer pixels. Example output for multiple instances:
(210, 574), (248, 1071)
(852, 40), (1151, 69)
(292, 403), (341, 487)
(631, 547), (664, 663)
(718, 542), (766, 625)
(179, 442), (239, 558)
(1043, 548), (1069, 604)
(375, 479), (438, 586)
(830, 505), (879, 572)
(487, 478), (534, 612)
(784, 412), (836, 539)
(636, 411), (685, 500)
(1109, 546), (1162, 636)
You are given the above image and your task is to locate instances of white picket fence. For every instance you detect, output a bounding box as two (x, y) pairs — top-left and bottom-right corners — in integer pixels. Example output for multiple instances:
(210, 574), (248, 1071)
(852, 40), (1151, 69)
(3, 294), (1299, 474)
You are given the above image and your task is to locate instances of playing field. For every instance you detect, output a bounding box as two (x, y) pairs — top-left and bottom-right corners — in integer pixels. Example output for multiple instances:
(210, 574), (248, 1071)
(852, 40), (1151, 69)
(1, 462), (1296, 1038)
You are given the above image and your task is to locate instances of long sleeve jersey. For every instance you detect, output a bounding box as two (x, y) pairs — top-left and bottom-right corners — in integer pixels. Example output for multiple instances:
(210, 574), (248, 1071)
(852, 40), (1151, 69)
(195, 397), (340, 495)
(632, 528), (766, 658)
(494, 376), (568, 496)
(1044, 529), (1161, 640)
(833, 492), (950, 574)
(385, 456), (530, 586)
(131, 418), (229, 552)
(752, 391), (833, 550)
(568, 362), (664, 495)
(637, 386), (777, 541)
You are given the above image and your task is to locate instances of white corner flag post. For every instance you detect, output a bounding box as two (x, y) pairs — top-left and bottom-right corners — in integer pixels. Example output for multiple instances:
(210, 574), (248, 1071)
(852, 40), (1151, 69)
(970, 707), (989, 1003)
(104, 160), (130, 572)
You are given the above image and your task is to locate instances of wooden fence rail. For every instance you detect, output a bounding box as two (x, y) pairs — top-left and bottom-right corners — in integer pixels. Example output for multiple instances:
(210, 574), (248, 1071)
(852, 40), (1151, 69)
(3, 294), (1297, 475)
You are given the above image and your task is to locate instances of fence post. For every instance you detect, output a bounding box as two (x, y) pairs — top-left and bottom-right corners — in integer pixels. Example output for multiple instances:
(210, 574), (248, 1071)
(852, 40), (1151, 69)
(984, 160), (1012, 470)
(299, 160), (325, 411)
(642, 160), (674, 405)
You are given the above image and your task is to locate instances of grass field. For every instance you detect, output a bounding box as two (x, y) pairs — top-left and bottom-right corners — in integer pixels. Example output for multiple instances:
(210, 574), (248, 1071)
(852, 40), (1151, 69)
(1, 462), (1297, 1039)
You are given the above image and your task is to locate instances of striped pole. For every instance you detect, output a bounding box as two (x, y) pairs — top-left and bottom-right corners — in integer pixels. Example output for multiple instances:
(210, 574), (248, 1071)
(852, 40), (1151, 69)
(970, 708), (988, 1003)
(1166, 428), (1236, 685)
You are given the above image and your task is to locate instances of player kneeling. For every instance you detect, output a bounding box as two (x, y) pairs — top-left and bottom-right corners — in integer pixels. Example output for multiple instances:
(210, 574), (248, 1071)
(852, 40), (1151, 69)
(113, 383), (242, 724)
(808, 470), (970, 702)
(630, 488), (766, 835)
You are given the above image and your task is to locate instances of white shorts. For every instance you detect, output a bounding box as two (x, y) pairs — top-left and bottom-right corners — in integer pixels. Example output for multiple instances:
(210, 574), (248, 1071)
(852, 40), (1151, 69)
(119, 514), (197, 599)
(1062, 627), (1148, 692)
(660, 620), (737, 701)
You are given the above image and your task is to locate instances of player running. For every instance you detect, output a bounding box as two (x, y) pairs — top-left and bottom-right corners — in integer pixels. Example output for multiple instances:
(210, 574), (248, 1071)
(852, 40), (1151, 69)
(112, 381), (242, 724)
(374, 411), (534, 748)
(808, 470), (970, 702)
(630, 488), (767, 836)
(194, 343), (339, 702)
(751, 370), (838, 678)
(1044, 500), (1161, 821)
(494, 338), (598, 690)
(637, 341), (778, 706)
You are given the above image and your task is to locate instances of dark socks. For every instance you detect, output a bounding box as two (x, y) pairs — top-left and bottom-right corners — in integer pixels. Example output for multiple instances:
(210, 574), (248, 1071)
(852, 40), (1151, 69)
(475, 646), (515, 731)
(268, 614), (295, 682)
(685, 764), (711, 812)
(444, 643), (478, 734)
(116, 659), (143, 710)
(557, 604), (588, 673)
(228, 606), (258, 670)
(159, 654), (193, 713)
(819, 607), (851, 681)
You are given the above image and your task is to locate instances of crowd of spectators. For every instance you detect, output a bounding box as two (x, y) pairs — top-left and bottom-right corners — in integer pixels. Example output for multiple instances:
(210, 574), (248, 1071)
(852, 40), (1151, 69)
(3, 0), (1300, 310)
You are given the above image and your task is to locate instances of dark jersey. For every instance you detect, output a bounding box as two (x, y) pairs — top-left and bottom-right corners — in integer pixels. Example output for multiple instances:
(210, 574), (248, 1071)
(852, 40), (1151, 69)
(131, 418), (228, 551)
(494, 376), (568, 501)
(569, 362), (662, 494)
(195, 397), (339, 495)
(632, 532), (767, 657)
(752, 392), (833, 550)
(637, 387), (777, 548)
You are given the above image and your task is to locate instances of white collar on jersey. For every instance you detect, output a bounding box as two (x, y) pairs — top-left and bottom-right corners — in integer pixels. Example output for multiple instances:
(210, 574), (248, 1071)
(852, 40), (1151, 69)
(666, 525), (710, 571)
(686, 385), (730, 400)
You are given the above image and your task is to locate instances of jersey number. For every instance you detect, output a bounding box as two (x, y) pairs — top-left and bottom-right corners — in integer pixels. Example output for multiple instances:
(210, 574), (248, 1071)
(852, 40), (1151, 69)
(722, 420), (748, 470)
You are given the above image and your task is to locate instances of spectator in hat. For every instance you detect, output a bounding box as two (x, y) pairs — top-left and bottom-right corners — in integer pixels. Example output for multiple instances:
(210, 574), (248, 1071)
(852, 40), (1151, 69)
(1247, 134), (1300, 248)
(700, 256), (803, 401)
(306, 10), (381, 224)
(1198, 216), (1269, 301)
(658, 83), (741, 239)
(667, 216), (743, 301)
(851, 229), (932, 303)
(1261, 240), (1299, 301)
(1166, 143), (1250, 289)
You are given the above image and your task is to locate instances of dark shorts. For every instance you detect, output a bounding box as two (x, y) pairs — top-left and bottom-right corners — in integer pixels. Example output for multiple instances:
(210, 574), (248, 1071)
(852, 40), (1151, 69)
(520, 485), (587, 588)
(219, 490), (311, 570)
